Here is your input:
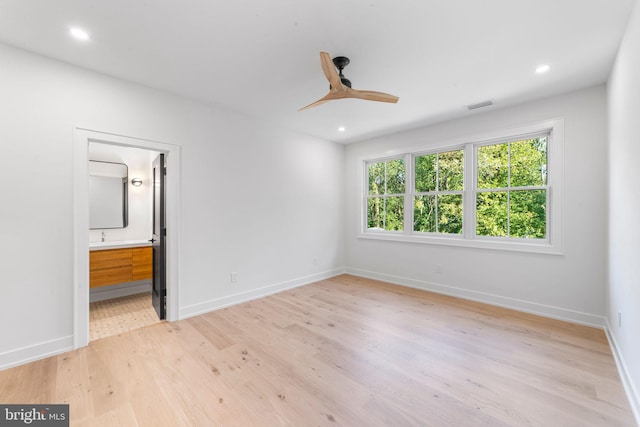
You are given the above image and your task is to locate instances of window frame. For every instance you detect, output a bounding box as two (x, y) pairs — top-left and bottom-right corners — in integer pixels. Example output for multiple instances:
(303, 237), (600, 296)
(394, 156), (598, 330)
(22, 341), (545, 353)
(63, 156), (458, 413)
(365, 157), (407, 232)
(472, 132), (550, 242)
(359, 119), (564, 255)
(412, 146), (466, 237)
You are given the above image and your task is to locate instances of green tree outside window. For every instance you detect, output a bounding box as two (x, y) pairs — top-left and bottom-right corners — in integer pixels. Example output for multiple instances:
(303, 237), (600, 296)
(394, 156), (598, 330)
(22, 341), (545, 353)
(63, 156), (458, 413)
(367, 158), (405, 231)
(476, 137), (547, 239)
(414, 149), (463, 234)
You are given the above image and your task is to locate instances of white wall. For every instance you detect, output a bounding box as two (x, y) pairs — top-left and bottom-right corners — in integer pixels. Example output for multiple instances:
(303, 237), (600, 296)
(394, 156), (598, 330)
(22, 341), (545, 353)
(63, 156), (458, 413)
(607, 0), (640, 419)
(88, 142), (156, 243)
(0, 42), (345, 366)
(345, 86), (608, 325)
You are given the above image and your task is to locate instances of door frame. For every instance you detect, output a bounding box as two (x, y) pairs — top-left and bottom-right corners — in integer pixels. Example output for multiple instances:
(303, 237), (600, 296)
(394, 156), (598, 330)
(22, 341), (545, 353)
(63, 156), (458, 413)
(73, 128), (181, 348)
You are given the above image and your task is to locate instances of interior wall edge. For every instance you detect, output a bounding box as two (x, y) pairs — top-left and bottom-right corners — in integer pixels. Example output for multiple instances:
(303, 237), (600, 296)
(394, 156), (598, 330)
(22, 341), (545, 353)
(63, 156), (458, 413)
(179, 267), (347, 319)
(0, 335), (73, 372)
(604, 318), (640, 426)
(345, 267), (606, 328)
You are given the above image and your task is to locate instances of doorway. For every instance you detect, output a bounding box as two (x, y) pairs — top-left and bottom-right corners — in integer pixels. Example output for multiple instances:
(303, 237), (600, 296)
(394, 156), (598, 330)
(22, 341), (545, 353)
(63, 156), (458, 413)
(86, 143), (166, 340)
(74, 128), (181, 349)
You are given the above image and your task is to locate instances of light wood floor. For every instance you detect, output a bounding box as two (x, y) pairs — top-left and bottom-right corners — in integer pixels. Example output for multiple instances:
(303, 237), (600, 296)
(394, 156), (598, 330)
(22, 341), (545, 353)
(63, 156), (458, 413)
(0, 275), (635, 426)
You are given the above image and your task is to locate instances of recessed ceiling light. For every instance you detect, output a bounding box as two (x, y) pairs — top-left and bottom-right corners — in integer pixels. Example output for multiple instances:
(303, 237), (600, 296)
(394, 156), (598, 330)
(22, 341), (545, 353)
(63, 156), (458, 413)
(536, 64), (550, 74)
(69, 27), (90, 41)
(338, 126), (346, 132)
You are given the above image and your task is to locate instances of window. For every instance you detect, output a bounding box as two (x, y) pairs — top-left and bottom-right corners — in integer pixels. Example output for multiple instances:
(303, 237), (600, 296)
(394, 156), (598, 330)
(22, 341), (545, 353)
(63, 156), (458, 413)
(414, 149), (464, 234)
(366, 158), (405, 231)
(360, 119), (563, 254)
(476, 137), (547, 239)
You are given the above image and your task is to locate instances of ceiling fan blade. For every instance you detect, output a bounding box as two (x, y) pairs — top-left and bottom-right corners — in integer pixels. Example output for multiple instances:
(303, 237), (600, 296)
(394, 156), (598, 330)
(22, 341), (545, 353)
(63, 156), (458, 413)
(320, 51), (344, 91)
(298, 90), (350, 111)
(298, 93), (333, 111)
(346, 88), (399, 103)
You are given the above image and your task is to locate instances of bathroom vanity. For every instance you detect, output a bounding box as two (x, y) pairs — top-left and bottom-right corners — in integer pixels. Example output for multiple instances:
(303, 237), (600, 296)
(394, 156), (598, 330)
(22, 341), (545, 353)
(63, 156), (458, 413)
(89, 242), (153, 290)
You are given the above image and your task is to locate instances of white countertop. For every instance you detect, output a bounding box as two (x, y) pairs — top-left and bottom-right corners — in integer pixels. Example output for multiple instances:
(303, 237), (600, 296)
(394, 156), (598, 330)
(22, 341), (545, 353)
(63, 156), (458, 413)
(89, 240), (151, 251)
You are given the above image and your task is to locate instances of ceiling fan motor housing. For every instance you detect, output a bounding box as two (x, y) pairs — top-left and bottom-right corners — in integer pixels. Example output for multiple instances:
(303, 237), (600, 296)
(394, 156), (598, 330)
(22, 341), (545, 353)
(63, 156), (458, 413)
(332, 56), (352, 88)
(338, 78), (351, 88)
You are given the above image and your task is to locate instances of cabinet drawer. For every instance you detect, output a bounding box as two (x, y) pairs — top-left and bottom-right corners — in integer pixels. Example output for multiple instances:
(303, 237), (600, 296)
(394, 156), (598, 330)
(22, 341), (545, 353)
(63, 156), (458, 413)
(90, 248), (132, 271)
(132, 247), (152, 280)
(90, 265), (132, 288)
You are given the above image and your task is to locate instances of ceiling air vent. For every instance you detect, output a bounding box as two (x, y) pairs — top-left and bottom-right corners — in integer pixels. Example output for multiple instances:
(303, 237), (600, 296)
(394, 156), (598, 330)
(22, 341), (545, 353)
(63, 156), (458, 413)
(467, 100), (493, 110)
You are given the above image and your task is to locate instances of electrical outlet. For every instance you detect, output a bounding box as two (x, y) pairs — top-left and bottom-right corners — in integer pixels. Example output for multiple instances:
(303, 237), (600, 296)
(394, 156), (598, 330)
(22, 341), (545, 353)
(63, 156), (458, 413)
(231, 272), (238, 283)
(435, 264), (442, 274)
(313, 257), (318, 265)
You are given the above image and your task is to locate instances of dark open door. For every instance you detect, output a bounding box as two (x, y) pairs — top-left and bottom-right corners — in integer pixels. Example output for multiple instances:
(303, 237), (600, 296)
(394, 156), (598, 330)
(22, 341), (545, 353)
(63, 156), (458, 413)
(152, 153), (166, 320)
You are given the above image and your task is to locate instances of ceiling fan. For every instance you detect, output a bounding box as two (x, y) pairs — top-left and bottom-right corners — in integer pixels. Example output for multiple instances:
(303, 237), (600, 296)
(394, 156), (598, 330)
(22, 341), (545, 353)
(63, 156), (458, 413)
(299, 52), (399, 111)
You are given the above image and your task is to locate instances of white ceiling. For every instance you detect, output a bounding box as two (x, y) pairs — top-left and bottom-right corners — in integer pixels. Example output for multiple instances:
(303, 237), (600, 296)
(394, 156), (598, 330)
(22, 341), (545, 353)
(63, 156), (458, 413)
(0, 0), (635, 143)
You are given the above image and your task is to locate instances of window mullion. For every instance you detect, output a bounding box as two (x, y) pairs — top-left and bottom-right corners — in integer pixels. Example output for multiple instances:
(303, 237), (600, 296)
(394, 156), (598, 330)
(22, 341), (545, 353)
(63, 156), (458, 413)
(435, 153), (439, 233)
(507, 143), (511, 237)
(463, 144), (475, 238)
(404, 153), (413, 235)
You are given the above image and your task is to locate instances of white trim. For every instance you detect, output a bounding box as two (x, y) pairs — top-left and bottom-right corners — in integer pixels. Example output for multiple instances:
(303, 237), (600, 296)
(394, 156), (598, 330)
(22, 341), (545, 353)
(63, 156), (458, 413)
(346, 267), (605, 328)
(180, 268), (346, 319)
(403, 153), (413, 235)
(357, 118), (564, 255)
(604, 319), (640, 426)
(0, 336), (74, 371)
(73, 128), (181, 350)
(357, 230), (563, 255)
(463, 143), (475, 238)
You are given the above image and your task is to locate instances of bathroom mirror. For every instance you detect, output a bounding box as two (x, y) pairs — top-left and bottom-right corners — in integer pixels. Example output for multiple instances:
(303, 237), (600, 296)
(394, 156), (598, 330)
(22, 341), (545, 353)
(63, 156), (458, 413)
(89, 161), (128, 229)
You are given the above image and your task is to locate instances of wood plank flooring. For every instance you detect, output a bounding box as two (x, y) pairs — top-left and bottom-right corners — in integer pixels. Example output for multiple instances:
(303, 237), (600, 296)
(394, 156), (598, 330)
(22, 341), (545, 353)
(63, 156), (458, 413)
(0, 275), (635, 426)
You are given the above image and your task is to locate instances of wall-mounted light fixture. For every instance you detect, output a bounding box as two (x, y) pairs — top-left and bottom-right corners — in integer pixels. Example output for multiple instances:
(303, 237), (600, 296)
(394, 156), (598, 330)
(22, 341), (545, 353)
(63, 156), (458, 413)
(131, 178), (143, 187)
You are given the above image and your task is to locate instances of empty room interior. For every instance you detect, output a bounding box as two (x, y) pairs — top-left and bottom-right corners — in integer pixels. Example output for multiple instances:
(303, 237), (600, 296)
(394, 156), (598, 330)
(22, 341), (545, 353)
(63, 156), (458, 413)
(0, 1), (639, 426)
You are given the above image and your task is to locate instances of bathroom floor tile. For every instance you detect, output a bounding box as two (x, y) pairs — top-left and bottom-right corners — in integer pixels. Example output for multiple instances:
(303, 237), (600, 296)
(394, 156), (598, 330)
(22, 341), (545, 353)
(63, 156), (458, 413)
(89, 292), (161, 341)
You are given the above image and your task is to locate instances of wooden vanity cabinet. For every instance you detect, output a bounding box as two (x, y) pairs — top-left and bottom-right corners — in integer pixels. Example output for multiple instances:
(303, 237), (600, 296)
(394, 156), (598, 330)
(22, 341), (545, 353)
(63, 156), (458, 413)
(90, 246), (152, 288)
(132, 247), (153, 281)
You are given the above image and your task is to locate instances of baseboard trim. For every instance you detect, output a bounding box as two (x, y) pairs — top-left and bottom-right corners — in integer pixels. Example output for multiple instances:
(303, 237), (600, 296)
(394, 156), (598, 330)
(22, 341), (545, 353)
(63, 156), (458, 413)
(179, 267), (347, 319)
(90, 280), (151, 302)
(604, 320), (640, 426)
(345, 268), (605, 328)
(0, 335), (74, 371)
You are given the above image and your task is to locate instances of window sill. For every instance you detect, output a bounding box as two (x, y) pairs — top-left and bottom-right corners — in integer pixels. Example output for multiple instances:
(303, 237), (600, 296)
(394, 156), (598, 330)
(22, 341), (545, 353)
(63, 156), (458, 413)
(358, 231), (563, 255)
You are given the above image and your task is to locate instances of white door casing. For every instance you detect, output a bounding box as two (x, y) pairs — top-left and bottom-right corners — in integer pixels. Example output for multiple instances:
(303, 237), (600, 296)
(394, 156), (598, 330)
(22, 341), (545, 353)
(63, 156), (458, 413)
(73, 128), (181, 348)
